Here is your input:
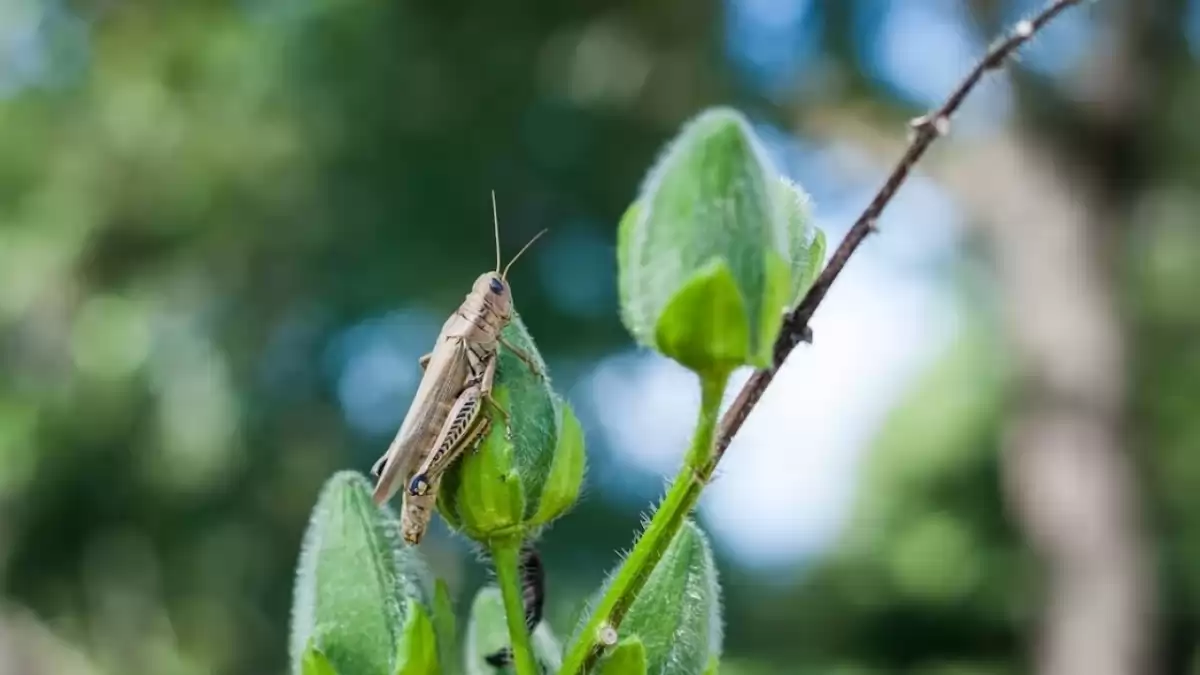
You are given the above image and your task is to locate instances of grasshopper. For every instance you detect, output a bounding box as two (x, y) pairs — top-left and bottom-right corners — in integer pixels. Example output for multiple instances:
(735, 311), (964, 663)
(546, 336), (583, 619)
(370, 192), (545, 544)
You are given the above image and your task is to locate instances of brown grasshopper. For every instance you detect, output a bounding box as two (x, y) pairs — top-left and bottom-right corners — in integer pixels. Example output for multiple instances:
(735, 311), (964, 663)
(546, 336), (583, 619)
(370, 193), (545, 544)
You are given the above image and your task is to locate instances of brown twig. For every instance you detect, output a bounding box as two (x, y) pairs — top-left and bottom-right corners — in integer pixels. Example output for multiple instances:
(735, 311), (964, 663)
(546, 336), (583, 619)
(712, 0), (1086, 462)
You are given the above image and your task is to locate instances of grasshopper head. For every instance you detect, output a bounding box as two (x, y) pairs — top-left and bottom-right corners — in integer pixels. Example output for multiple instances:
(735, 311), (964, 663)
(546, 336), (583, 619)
(480, 191), (544, 324)
(474, 271), (514, 320)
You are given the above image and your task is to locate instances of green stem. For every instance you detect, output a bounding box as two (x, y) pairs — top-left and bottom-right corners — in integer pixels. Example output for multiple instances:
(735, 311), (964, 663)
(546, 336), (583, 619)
(492, 539), (539, 675)
(558, 370), (730, 675)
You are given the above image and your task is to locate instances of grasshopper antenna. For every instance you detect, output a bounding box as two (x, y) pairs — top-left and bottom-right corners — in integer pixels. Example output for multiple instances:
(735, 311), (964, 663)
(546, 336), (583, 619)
(492, 190), (503, 273)
(502, 227), (548, 280)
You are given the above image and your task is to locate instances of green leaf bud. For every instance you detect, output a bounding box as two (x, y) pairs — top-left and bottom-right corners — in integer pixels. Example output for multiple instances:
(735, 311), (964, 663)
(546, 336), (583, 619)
(438, 313), (585, 543)
(617, 107), (824, 375)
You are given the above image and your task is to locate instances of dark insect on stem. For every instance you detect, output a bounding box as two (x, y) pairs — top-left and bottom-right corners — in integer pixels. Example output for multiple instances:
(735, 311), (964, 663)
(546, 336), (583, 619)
(485, 542), (546, 668)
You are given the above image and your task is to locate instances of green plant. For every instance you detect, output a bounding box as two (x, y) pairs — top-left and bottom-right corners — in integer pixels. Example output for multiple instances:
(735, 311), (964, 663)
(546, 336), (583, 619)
(288, 106), (819, 675)
(285, 4), (1083, 670)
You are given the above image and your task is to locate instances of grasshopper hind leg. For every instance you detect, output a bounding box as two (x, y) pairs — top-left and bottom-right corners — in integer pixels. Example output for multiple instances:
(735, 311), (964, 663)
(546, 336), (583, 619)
(407, 415), (492, 497)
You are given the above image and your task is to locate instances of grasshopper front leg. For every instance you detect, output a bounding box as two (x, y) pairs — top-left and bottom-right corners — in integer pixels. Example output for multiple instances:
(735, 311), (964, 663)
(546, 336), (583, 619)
(472, 350), (520, 427)
(498, 335), (544, 379)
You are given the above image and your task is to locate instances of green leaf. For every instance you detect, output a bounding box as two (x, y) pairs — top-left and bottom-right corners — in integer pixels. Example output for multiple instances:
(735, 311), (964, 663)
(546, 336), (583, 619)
(432, 579), (458, 673)
(597, 638), (648, 675)
(775, 176), (824, 308)
(530, 622), (564, 673)
(758, 249), (793, 366)
(394, 599), (440, 675)
(464, 585), (562, 674)
(615, 199), (643, 337)
(289, 471), (436, 675)
(465, 586), (512, 675)
(703, 654), (720, 675)
(302, 643), (340, 675)
(653, 258), (751, 376)
(799, 228), (826, 303)
(528, 397), (586, 527)
(611, 520), (723, 675)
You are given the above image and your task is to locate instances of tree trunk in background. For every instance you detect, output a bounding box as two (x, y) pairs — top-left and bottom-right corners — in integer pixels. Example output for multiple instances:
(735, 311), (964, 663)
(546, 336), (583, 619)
(0, 606), (102, 675)
(1001, 260), (1149, 675)
(932, 2), (1178, 671)
(989, 3), (1177, 672)
(793, 2), (1186, 671)
(800, 118), (1159, 675)
(957, 135), (1153, 675)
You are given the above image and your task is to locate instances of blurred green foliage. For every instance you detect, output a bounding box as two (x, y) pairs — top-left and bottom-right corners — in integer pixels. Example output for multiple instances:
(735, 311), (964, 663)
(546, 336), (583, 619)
(2, 1), (1200, 674)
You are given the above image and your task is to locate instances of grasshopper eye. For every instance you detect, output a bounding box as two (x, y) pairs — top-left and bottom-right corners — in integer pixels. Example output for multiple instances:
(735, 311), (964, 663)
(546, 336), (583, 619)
(489, 278), (505, 294)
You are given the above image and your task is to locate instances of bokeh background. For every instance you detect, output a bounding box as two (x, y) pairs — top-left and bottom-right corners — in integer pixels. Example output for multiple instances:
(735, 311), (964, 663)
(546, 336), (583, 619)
(2, 0), (1199, 673)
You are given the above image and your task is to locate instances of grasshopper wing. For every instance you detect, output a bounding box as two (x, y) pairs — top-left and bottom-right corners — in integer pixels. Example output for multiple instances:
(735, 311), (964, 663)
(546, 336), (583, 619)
(371, 337), (470, 505)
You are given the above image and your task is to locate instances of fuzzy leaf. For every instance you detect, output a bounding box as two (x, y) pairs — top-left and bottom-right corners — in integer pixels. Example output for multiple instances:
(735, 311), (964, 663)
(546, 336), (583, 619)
(574, 520), (723, 675)
(528, 396), (586, 527)
(465, 586), (514, 675)
(432, 579), (458, 673)
(776, 176), (824, 308)
(394, 599), (439, 675)
(465, 586), (562, 674)
(290, 471), (436, 675)
(530, 622), (564, 673)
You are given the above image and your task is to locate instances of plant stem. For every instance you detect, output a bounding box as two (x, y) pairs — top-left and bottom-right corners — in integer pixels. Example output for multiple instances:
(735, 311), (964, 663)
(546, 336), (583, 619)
(559, 369), (730, 675)
(492, 539), (539, 675)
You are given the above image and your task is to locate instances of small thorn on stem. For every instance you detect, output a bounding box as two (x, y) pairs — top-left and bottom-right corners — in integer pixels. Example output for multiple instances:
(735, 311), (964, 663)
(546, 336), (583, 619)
(865, 217), (879, 234)
(932, 115), (951, 136)
(800, 325), (814, 344)
(906, 116), (926, 142)
(907, 114), (950, 139)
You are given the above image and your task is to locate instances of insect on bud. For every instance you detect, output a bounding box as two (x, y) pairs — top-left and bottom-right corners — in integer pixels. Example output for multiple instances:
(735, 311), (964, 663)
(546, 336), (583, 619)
(290, 472), (445, 675)
(617, 107), (824, 378)
(437, 313), (586, 543)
